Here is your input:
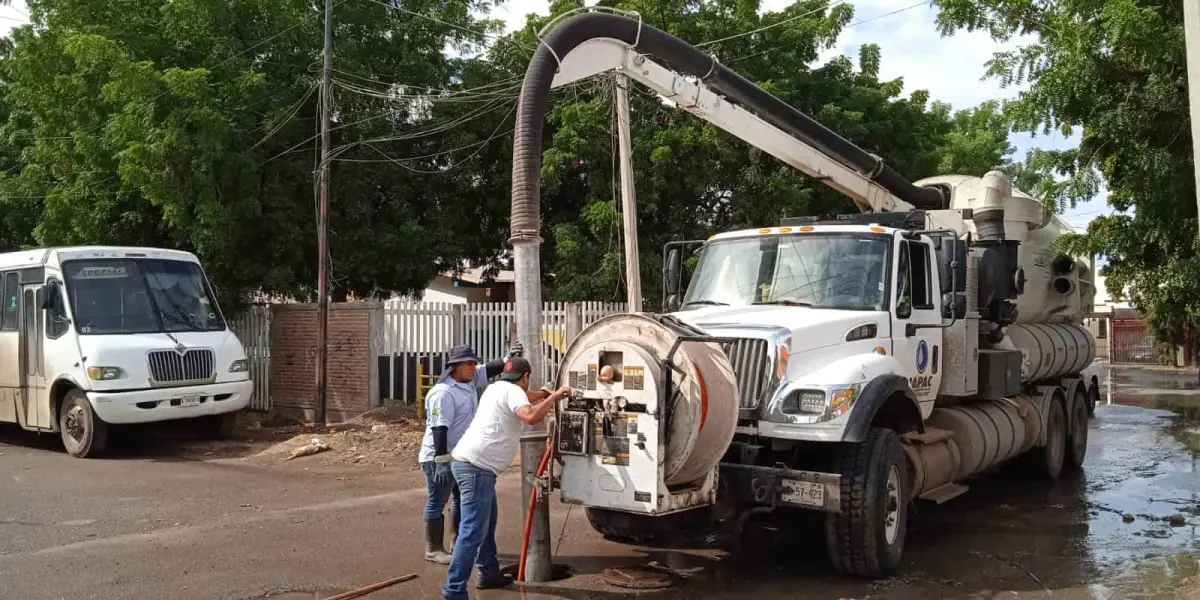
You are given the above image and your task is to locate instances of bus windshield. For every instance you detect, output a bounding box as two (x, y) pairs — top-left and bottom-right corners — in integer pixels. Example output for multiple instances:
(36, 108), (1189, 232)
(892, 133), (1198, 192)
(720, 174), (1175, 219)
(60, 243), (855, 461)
(681, 233), (892, 311)
(63, 258), (226, 335)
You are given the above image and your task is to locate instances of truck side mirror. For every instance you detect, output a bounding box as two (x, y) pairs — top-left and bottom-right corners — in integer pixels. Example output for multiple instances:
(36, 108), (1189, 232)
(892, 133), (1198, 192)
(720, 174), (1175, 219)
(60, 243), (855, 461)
(939, 239), (968, 294)
(665, 248), (682, 296)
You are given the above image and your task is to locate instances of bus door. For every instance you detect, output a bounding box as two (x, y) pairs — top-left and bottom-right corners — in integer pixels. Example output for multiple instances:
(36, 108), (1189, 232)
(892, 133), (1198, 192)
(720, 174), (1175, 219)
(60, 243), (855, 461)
(0, 271), (19, 425)
(20, 284), (48, 429)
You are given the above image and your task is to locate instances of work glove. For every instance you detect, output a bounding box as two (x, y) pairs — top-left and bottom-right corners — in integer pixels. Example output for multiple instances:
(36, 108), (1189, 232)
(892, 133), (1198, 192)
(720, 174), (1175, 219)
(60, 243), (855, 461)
(508, 340), (525, 359)
(434, 461), (454, 487)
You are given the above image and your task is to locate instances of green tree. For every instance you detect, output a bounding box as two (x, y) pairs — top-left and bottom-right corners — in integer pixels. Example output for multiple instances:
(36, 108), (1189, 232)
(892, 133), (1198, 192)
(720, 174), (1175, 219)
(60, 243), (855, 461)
(498, 0), (1017, 307)
(932, 0), (1195, 343)
(0, 0), (517, 306)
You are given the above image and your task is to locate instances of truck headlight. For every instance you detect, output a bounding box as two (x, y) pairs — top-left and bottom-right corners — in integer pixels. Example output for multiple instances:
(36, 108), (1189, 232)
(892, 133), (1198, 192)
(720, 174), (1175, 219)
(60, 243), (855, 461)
(781, 389), (827, 415)
(229, 359), (249, 373)
(87, 366), (125, 381)
(829, 384), (861, 415)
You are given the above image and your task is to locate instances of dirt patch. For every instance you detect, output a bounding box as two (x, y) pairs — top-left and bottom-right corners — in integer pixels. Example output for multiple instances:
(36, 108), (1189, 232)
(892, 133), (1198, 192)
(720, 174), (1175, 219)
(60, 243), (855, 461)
(175, 407), (427, 470)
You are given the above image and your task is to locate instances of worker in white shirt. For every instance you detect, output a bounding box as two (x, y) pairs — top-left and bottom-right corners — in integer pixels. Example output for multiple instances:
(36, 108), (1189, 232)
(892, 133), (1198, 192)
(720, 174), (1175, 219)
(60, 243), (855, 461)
(438, 356), (570, 599)
(417, 342), (523, 564)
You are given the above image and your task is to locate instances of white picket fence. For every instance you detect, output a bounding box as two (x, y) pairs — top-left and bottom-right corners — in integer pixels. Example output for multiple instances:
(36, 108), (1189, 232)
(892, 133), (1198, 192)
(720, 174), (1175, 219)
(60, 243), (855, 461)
(380, 300), (625, 403)
(225, 301), (627, 411)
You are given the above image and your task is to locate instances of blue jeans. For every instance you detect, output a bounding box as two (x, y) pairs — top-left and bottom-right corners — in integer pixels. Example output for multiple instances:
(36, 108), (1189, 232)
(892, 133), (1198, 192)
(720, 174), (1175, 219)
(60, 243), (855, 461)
(420, 461), (461, 523)
(442, 461), (500, 599)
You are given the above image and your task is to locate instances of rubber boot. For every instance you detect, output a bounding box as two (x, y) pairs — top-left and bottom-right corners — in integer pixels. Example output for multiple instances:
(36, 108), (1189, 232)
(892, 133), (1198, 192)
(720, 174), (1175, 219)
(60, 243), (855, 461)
(424, 516), (452, 565)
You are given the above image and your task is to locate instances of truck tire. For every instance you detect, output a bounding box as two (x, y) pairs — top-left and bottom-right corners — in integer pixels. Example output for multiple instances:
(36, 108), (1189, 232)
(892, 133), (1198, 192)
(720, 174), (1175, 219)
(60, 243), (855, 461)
(585, 507), (662, 546)
(1066, 390), (1088, 470)
(59, 389), (109, 458)
(1026, 396), (1066, 480)
(197, 412), (238, 440)
(1086, 381), (1100, 416)
(824, 428), (909, 578)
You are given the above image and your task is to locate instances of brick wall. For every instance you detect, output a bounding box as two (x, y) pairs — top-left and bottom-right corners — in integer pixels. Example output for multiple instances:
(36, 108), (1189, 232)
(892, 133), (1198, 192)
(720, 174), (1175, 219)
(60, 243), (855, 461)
(270, 303), (380, 422)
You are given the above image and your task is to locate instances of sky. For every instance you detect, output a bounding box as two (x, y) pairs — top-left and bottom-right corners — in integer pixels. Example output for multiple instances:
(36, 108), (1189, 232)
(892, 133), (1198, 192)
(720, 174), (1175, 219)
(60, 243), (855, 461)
(0, 0), (1111, 231)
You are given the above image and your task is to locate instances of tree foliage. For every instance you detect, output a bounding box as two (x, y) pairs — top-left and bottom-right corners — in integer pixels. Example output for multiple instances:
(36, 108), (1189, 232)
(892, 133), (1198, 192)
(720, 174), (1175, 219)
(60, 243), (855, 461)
(0, 0), (1020, 312)
(932, 0), (1195, 343)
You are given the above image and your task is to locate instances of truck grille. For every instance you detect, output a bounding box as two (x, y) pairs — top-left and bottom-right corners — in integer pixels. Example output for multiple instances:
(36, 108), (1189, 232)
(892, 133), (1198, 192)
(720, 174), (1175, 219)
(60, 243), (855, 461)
(721, 338), (772, 409)
(148, 349), (215, 383)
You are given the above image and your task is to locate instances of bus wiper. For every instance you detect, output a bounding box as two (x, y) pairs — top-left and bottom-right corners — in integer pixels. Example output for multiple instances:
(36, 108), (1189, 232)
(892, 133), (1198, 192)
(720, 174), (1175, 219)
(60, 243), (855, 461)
(156, 308), (201, 330)
(681, 300), (729, 307)
(754, 299), (812, 307)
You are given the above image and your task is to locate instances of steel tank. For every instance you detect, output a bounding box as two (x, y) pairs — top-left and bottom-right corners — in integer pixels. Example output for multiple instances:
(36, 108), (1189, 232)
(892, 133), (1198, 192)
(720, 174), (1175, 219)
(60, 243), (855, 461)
(1004, 324), (1095, 383)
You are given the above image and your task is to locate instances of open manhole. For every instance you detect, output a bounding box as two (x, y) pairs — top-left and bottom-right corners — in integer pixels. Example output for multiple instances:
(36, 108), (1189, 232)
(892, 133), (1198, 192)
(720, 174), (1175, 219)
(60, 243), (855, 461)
(501, 562), (573, 582)
(601, 566), (674, 590)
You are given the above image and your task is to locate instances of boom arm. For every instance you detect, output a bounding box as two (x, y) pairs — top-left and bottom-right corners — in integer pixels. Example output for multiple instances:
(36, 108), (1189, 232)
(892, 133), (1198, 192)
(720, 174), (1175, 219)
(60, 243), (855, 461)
(548, 35), (913, 214)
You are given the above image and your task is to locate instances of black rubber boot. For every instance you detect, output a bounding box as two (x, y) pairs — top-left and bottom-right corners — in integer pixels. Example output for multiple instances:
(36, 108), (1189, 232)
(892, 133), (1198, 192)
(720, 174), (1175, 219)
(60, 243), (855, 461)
(475, 572), (513, 590)
(423, 516), (452, 565)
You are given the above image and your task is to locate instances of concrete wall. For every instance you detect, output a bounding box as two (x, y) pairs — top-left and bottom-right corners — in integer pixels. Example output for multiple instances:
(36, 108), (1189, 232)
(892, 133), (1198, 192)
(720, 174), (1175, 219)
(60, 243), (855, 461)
(269, 303), (381, 423)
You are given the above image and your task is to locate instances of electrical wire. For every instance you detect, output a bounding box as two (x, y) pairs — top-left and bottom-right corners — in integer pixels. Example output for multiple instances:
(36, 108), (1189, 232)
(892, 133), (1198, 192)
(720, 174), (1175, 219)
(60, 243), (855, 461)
(356, 101), (518, 174)
(696, 1), (846, 48)
(357, 0), (534, 54)
(253, 82), (319, 148)
(725, 0), (928, 65)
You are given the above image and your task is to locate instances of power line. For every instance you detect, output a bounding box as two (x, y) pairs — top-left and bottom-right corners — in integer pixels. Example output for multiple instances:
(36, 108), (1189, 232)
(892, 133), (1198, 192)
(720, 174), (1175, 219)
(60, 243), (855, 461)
(358, 0), (534, 53)
(357, 102), (519, 174)
(728, 0), (928, 64)
(697, 1), (846, 48)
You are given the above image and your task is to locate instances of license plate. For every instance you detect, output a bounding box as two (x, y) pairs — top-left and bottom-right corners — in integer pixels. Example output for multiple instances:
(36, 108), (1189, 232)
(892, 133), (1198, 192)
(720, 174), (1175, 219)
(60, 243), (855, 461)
(180, 394), (202, 407)
(781, 478), (825, 508)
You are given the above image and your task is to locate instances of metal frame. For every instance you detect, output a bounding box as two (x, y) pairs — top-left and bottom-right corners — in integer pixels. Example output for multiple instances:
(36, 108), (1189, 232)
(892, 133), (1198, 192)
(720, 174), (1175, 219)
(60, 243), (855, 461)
(550, 39), (912, 215)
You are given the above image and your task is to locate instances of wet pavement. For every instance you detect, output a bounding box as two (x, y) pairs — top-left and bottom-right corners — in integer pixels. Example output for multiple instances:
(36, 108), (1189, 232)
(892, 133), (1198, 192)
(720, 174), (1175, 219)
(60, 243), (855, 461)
(2, 364), (1198, 599)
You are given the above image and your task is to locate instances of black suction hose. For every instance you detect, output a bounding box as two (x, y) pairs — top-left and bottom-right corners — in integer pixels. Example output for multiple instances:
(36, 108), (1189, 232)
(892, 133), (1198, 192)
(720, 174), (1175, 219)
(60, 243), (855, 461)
(511, 12), (946, 240)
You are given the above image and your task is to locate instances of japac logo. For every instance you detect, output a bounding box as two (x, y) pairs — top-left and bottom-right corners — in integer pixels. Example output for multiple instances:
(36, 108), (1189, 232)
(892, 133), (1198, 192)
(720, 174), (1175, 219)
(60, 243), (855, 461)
(916, 340), (929, 374)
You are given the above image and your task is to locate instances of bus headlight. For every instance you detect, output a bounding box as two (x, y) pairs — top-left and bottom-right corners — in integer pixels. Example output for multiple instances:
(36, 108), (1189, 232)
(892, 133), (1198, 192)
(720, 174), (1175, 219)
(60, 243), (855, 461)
(229, 359), (249, 373)
(87, 366), (125, 381)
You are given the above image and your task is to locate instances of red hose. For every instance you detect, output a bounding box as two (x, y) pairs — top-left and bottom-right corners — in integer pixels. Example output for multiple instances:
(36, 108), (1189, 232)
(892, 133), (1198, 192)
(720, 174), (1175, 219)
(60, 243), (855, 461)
(517, 440), (553, 582)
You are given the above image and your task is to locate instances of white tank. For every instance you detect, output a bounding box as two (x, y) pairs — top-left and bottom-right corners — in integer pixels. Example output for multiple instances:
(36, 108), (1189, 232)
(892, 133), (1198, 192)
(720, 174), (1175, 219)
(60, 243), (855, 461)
(915, 173), (1097, 325)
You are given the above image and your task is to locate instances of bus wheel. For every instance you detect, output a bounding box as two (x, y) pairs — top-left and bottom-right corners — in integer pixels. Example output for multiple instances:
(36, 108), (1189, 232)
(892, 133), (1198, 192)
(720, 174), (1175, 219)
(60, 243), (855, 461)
(197, 412), (238, 440)
(60, 389), (108, 458)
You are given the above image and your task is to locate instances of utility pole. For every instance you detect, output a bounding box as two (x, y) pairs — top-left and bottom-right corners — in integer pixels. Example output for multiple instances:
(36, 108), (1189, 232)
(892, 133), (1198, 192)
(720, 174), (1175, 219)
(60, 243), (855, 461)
(615, 73), (642, 312)
(1185, 0), (1200, 238)
(314, 0), (334, 428)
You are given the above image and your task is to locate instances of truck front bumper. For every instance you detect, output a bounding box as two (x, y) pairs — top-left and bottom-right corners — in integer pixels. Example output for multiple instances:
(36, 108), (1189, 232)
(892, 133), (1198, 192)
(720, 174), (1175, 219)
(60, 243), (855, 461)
(87, 380), (254, 425)
(719, 463), (843, 514)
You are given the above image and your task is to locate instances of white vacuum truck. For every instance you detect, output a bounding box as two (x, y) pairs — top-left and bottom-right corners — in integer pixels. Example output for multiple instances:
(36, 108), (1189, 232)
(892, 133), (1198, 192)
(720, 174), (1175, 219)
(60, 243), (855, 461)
(509, 11), (1103, 578)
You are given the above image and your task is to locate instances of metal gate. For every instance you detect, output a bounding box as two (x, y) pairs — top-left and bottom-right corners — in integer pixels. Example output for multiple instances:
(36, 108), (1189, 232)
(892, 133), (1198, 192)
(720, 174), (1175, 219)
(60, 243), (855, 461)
(229, 306), (272, 411)
(1111, 317), (1156, 364)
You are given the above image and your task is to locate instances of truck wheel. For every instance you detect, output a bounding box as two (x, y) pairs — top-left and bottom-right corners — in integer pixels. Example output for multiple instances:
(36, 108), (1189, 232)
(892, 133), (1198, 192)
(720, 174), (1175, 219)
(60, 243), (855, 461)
(197, 412), (238, 440)
(1086, 381), (1100, 416)
(1027, 396), (1066, 480)
(1066, 390), (1089, 470)
(59, 389), (109, 458)
(824, 428), (909, 578)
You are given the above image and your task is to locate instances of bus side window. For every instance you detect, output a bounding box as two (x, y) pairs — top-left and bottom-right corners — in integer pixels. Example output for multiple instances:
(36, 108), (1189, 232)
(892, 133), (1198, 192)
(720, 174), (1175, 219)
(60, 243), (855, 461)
(45, 281), (70, 339)
(1, 272), (17, 331)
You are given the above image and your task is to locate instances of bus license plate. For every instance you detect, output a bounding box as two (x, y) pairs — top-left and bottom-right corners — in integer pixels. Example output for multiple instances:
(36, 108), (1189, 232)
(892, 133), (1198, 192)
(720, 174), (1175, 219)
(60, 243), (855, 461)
(781, 478), (824, 508)
(180, 394), (202, 407)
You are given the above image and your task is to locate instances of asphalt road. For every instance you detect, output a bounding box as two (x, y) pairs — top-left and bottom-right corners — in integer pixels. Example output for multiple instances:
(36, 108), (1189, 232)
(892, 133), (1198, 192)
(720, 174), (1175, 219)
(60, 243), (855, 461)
(2, 364), (1199, 600)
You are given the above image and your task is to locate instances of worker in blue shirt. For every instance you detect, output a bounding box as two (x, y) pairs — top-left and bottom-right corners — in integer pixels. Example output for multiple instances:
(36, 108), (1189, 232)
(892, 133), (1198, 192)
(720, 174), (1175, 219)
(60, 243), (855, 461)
(419, 341), (523, 564)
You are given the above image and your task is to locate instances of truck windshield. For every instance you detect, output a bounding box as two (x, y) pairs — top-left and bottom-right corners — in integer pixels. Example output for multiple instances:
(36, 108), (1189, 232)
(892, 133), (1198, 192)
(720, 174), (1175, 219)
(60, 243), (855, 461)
(681, 233), (891, 311)
(63, 258), (226, 335)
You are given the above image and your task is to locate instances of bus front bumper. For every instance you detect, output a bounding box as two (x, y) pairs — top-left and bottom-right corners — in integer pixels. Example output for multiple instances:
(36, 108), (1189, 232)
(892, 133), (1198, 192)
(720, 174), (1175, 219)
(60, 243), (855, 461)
(87, 380), (254, 425)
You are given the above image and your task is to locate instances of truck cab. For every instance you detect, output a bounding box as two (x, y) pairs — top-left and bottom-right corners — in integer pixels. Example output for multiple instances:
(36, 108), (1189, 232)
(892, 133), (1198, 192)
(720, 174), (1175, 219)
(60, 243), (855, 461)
(663, 216), (965, 443)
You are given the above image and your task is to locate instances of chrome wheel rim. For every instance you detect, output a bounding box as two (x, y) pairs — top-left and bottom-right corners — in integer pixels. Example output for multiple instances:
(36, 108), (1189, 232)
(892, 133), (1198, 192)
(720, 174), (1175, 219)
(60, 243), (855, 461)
(65, 405), (86, 443)
(884, 464), (901, 545)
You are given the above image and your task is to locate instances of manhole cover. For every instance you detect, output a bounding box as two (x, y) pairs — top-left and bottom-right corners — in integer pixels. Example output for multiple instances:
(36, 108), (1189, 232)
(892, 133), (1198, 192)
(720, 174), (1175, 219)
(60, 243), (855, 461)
(601, 566), (674, 589)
